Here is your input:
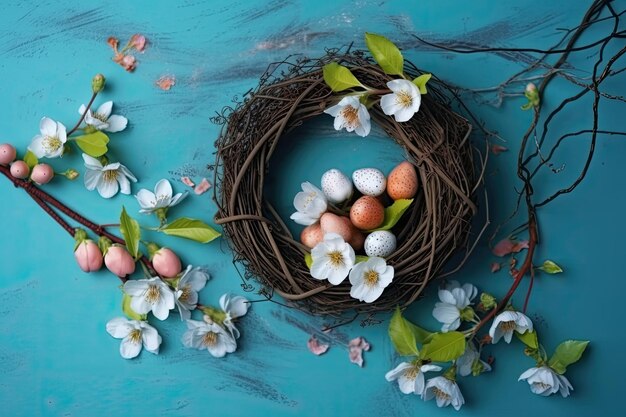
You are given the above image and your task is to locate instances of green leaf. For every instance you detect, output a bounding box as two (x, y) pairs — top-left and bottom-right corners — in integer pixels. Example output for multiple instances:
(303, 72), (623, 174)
(389, 307), (420, 356)
(23, 150), (39, 169)
(160, 217), (221, 243)
(74, 131), (110, 157)
(370, 199), (413, 231)
(516, 330), (539, 349)
(119, 206), (141, 259)
(365, 33), (404, 75)
(412, 73), (432, 94)
(355, 255), (369, 264)
(548, 340), (589, 374)
(122, 293), (146, 321)
(420, 332), (466, 362)
(322, 62), (364, 92)
(520, 101), (533, 111)
(538, 260), (563, 274)
(305, 252), (313, 269)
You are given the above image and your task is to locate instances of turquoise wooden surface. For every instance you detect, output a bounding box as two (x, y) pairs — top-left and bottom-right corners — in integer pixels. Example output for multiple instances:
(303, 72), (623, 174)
(1, 1), (624, 416)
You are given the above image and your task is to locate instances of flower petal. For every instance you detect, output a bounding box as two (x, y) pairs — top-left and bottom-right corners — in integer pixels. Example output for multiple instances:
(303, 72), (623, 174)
(307, 335), (329, 356)
(97, 178), (119, 198)
(154, 179), (173, 199)
(39, 117), (56, 136)
(117, 172), (132, 195)
(28, 135), (46, 158)
(141, 324), (161, 353)
(385, 362), (412, 381)
(135, 189), (157, 209)
(97, 101), (113, 118)
(105, 115), (128, 132)
(84, 169), (101, 191)
(82, 153), (103, 169)
(120, 336), (142, 359)
(106, 317), (133, 338)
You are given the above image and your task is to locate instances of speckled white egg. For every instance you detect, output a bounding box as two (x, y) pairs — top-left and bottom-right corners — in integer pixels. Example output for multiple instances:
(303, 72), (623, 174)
(364, 230), (397, 258)
(352, 168), (386, 197)
(321, 169), (353, 203)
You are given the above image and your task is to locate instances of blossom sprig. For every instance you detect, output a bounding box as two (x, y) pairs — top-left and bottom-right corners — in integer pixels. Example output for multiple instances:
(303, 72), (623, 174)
(321, 33), (432, 137)
(385, 281), (589, 410)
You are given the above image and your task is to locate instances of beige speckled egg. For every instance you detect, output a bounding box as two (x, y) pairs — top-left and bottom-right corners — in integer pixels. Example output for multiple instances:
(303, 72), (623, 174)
(387, 161), (418, 200)
(350, 196), (385, 230)
(300, 223), (324, 249)
(352, 168), (386, 196)
(320, 213), (354, 242)
(364, 230), (397, 257)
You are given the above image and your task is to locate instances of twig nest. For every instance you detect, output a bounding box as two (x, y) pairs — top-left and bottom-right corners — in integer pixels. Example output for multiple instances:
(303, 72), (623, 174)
(213, 50), (482, 315)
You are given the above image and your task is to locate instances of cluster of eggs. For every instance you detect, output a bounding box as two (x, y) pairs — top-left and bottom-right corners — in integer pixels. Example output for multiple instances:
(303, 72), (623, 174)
(0, 143), (54, 184)
(300, 161), (418, 258)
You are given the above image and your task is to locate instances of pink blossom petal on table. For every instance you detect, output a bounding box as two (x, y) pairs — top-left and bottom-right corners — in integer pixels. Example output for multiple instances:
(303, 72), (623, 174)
(512, 240), (529, 253)
(348, 337), (370, 367)
(491, 144), (508, 155)
(307, 336), (329, 356)
(156, 75), (176, 91)
(194, 178), (211, 195)
(130, 34), (147, 52)
(490, 262), (501, 273)
(120, 55), (136, 72)
(181, 176), (195, 187)
(492, 238), (529, 257)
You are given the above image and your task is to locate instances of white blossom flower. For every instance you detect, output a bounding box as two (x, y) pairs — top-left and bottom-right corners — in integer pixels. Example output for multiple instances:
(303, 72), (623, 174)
(79, 101), (128, 132)
(518, 366), (573, 397)
(28, 117), (67, 158)
(385, 362), (442, 395)
(182, 319), (237, 357)
(456, 341), (492, 377)
(83, 153), (137, 198)
(123, 277), (176, 321)
(174, 266), (210, 320)
(219, 293), (250, 339)
(310, 233), (356, 285)
(105, 317), (161, 359)
(380, 79), (422, 122)
(324, 96), (371, 137)
(423, 376), (465, 411)
(349, 257), (394, 303)
(135, 178), (187, 216)
(489, 310), (533, 344)
(290, 182), (327, 226)
(432, 280), (478, 332)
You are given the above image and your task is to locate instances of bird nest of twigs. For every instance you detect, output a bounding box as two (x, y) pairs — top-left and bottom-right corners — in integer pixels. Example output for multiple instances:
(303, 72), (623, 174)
(213, 47), (485, 316)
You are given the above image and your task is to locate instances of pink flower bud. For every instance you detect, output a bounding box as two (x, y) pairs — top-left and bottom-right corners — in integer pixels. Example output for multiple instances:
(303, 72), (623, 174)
(0, 143), (16, 165)
(152, 248), (182, 278)
(31, 163), (54, 185)
(130, 34), (146, 52)
(121, 55), (136, 72)
(10, 160), (29, 179)
(74, 240), (103, 272)
(104, 245), (136, 278)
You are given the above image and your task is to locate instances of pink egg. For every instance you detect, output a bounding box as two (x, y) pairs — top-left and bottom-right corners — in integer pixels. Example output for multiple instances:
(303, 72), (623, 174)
(10, 160), (30, 179)
(320, 212), (353, 242)
(300, 223), (324, 249)
(31, 163), (54, 185)
(0, 143), (16, 165)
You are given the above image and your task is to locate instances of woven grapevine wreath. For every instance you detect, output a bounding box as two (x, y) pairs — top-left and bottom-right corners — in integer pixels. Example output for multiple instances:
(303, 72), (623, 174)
(213, 36), (485, 315)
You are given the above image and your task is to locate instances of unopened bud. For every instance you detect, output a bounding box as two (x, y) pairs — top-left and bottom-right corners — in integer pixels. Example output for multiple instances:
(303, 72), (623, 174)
(92, 74), (106, 94)
(480, 292), (497, 310)
(62, 168), (80, 180)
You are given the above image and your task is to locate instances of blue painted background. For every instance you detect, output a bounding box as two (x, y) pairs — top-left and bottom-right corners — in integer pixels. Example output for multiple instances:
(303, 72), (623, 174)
(1, 1), (624, 416)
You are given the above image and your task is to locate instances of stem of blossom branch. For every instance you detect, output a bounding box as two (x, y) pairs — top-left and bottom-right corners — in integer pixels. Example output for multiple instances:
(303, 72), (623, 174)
(66, 91), (98, 136)
(522, 265), (536, 314)
(0, 164), (157, 277)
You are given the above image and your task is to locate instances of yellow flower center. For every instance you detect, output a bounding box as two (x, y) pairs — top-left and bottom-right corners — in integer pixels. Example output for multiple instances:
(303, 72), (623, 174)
(178, 285), (191, 302)
(340, 105), (359, 127)
(103, 169), (118, 182)
(364, 270), (379, 287)
(128, 329), (142, 344)
(396, 90), (413, 108)
(93, 112), (109, 123)
(327, 251), (344, 267)
(433, 387), (451, 401)
(500, 320), (517, 332)
(43, 136), (62, 153)
(145, 285), (161, 304)
(202, 331), (218, 347)
(404, 366), (419, 381)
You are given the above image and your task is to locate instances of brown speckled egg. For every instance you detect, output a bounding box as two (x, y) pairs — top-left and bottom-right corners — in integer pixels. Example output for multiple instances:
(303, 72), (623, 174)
(320, 213), (353, 242)
(387, 161), (418, 200)
(349, 230), (366, 251)
(350, 196), (385, 230)
(300, 223), (324, 249)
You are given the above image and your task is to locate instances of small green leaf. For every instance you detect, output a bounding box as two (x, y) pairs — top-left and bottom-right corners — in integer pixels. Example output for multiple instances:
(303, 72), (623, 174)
(74, 131), (110, 157)
(305, 253), (313, 269)
(412, 73), (432, 94)
(322, 62), (364, 92)
(520, 101), (533, 111)
(23, 150), (39, 169)
(370, 199), (413, 231)
(548, 340), (589, 374)
(119, 206), (141, 259)
(538, 260), (563, 274)
(355, 255), (369, 264)
(389, 307), (420, 356)
(420, 331), (466, 362)
(122, 293), (146, 321)
(516, 330), (539, 349)
(160, 217), (221, 243)
(365, 33), (404, 75)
